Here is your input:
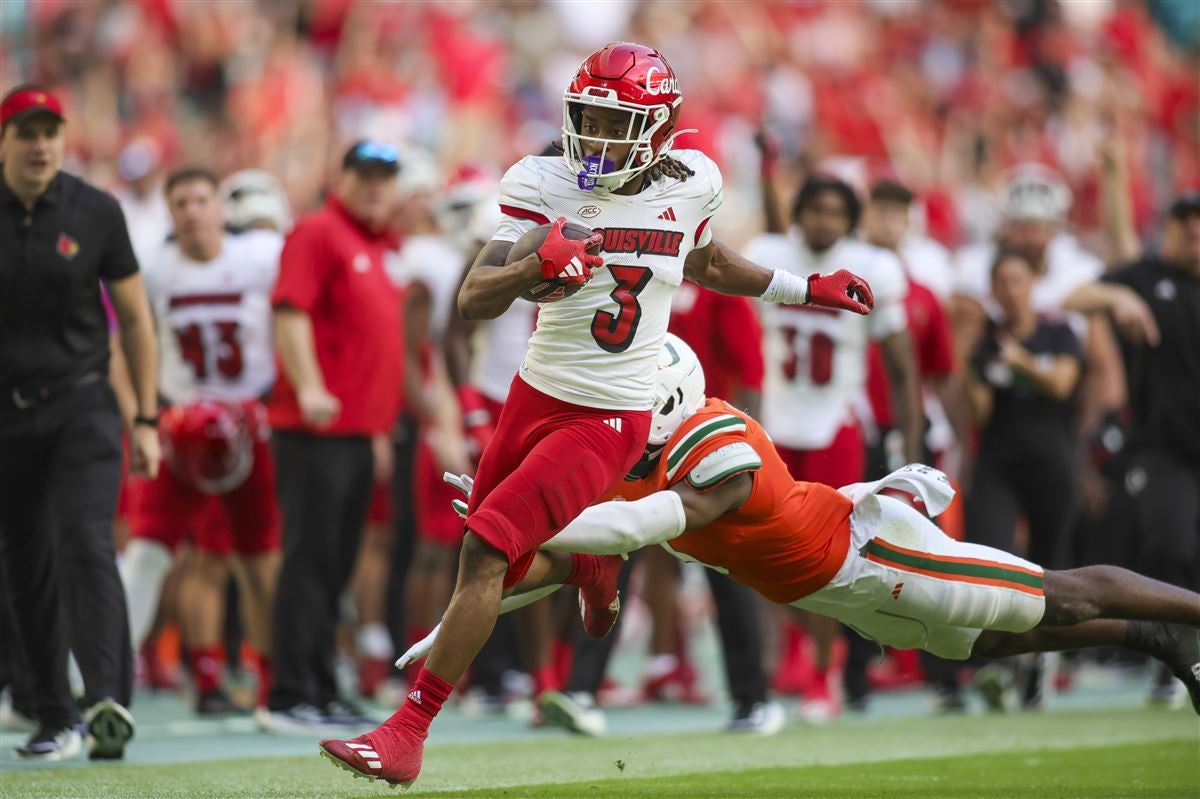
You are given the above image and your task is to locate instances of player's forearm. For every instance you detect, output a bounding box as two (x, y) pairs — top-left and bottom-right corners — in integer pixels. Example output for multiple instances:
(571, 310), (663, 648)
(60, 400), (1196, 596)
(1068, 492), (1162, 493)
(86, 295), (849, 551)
(1062, 281), (1126, 316)
(107, 333), (138, 428)
(540, 491), (687, 556)
(964, 373), (993, 426)
(457, 254), (542, 321)
(443, 269), (477, 388)
(1099, 142), (1140, 267)
(883, 333), (924, 462)
(695, 241), (778, 298)
(109, 277), (159, 418)
(760, 169), (787, 235)
(273, 309), (327, 393)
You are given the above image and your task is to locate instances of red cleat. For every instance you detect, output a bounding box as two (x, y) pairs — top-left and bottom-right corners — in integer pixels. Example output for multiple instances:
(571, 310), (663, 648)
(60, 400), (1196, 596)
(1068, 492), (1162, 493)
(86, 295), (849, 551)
(577, 555), (623, 638)
(319, 724), (424, 790)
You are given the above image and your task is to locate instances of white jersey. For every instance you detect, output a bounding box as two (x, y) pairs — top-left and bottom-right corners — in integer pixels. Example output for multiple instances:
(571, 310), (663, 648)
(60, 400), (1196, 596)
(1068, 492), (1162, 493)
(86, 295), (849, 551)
(145, 230), (282, 404)
(392, 234), (464, 342)
(747, 234), (908, 450)
(491, 151), (722, 410)
(953, 233), (1102, 317)
(463, 195), (534, 403)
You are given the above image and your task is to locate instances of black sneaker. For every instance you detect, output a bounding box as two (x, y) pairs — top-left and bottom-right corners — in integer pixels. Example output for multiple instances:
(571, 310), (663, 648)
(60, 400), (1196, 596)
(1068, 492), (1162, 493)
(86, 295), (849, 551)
(1152, 623), (1200, 714)
(1017, 653), (1046, 710)
(260, 703), (329, 733)
(322, 699), (373, 726)
(84, 699), (135, 760)
(932, 688), (967, 715)
(16, 724), (83, 761)
(196, 689), (250, 717)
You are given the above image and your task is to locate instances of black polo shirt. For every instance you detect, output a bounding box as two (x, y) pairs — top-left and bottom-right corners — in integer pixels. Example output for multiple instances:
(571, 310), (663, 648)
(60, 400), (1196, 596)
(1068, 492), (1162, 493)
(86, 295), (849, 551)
(0, 169), (139, 388)
(1104, 256), (1200, 461)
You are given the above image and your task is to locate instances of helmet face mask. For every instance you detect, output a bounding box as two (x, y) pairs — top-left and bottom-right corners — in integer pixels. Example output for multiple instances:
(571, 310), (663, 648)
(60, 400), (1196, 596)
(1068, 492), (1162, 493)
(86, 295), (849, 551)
(562, 42), (688, 194)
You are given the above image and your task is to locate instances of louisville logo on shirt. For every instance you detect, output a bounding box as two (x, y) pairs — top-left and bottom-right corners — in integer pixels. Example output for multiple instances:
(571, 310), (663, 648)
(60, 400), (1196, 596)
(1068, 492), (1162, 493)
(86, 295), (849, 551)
(57, 232), (80, 260)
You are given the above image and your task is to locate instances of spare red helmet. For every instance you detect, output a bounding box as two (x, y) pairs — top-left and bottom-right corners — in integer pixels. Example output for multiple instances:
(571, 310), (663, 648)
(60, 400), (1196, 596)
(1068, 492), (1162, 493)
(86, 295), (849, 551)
(160, 400), (253, 495)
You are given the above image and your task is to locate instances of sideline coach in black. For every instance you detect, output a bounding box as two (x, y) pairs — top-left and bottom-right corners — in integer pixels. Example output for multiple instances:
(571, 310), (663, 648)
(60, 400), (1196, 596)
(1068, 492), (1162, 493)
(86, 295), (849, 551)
(0, 86), (160, 761)
(1104, 193), (1200, 588)
(1104, 193), (1200, 702)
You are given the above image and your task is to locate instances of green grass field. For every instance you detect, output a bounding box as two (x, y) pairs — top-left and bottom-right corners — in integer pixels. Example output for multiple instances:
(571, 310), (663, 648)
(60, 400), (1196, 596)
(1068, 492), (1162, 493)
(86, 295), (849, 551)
(2, 706), (1196, 798)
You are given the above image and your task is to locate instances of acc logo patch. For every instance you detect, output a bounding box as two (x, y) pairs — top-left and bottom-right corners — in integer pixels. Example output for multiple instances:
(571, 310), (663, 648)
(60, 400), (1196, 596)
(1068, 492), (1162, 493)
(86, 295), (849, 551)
(577, 205), (601, 219)
(56, 232), (80, 260)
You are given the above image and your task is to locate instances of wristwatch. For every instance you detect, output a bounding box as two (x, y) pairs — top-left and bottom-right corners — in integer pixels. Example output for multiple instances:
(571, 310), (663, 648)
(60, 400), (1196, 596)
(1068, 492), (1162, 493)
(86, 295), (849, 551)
(133, 413), (159, 428)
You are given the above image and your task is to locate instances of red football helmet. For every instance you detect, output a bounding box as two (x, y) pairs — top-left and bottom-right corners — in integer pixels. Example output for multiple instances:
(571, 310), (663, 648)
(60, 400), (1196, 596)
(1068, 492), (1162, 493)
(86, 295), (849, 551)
(160, 400), (254, 495)
(562, 42), (692, 193)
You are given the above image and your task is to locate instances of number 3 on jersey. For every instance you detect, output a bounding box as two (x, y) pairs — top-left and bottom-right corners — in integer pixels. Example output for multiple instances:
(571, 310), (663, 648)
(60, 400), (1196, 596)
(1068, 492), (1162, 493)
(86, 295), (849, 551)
(175, 321), (244, 380)
(591, 265), (652, 353)
(780, 325), (834, 386)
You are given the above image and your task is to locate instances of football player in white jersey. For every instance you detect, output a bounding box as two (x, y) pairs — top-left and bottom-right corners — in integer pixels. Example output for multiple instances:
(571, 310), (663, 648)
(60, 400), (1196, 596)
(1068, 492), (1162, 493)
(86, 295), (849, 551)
(320, 42), (874, 789)
(746, 174), (921, 720)
(120, 167), (282, 716)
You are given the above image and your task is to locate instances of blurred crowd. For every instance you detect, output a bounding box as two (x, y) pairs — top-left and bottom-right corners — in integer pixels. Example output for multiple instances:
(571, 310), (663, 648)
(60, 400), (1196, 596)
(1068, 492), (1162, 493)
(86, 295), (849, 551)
(5, 0), (1198, 244)
(2, 0), (1197, 742)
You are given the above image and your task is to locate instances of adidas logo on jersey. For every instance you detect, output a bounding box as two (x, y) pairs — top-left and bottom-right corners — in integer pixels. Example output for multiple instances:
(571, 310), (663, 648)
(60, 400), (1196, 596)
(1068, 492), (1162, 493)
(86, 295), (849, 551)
(656, 207), (677, 221)
(603, 418), (623, 433)
(891, 582), (905, 600)
(407, 690), (422, 705)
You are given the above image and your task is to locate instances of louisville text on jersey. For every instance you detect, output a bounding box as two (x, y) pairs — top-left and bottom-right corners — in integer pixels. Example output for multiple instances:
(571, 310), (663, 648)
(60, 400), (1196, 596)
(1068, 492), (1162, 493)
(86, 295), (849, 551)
(594, 227), (684, 258)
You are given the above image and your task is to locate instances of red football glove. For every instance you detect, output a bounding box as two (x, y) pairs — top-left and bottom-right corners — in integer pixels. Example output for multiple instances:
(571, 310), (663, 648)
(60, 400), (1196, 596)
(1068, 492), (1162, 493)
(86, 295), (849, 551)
(536, 217), (604, 285)
(807, 269), (875, 315)
(456, 385), (494, 466)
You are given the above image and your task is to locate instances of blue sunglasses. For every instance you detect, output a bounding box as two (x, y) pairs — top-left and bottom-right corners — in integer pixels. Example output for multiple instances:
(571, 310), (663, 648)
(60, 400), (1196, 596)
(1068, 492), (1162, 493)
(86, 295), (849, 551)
(350, 141), (399, 166)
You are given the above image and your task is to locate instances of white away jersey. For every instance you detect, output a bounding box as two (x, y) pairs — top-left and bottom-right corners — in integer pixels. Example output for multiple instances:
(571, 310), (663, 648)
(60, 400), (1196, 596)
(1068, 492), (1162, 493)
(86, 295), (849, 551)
(391, 234), (464, 342)
(490, 150), (722, 410)
(747, 233), (908, 450)
(465, 193), (534, 402)
(145, 230), (282, 404)
(953, 233), (1102, 316)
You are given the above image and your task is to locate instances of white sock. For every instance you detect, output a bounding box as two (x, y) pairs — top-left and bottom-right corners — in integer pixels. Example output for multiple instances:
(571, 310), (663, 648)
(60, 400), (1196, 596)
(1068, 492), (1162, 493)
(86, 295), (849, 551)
(356, 623), (394, 660)
(120, 539), (172, 648)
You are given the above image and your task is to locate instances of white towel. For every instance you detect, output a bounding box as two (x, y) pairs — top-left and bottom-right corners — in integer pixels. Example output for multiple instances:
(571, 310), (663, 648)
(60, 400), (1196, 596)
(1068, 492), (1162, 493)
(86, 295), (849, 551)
(838, 463), (956, 531)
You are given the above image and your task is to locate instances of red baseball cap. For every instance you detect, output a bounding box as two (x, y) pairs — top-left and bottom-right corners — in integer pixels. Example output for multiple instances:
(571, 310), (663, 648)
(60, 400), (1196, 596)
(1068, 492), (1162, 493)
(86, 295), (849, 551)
(1, 85), (65, 128)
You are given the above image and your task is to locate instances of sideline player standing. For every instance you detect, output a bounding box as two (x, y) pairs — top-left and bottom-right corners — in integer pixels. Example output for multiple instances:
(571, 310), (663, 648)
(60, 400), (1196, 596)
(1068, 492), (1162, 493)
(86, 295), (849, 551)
(746, 174), (921, 719)
(320, 42), (874, 788)
(120, 167), (282, 717)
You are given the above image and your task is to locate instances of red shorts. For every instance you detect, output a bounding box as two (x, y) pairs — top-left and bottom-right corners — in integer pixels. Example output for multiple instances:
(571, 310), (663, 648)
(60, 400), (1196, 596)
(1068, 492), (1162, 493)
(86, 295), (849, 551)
(367, 479), (392, 525)
(129, 437), (281, 556)
(466, 376), (651, 588)
(415, 441), (464, 547)
(776, 422), (865, 488)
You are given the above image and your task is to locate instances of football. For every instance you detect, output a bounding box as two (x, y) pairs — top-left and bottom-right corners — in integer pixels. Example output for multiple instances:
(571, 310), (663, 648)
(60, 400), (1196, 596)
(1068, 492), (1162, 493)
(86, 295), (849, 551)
(506, 221), (602, 303)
